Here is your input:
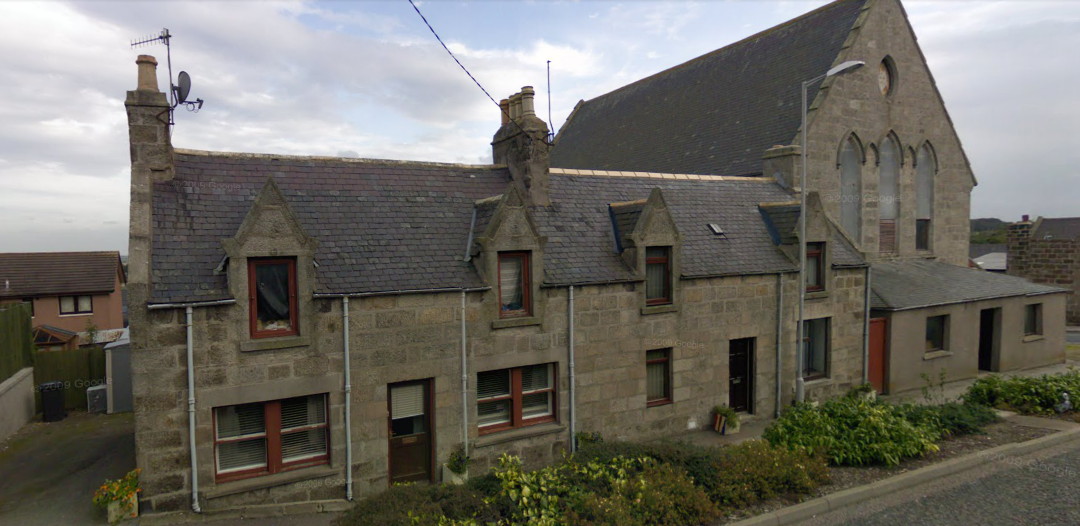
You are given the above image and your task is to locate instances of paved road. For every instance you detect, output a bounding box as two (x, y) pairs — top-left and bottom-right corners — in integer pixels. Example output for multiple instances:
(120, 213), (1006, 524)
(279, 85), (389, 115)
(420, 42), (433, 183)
(803, 436), (1080, 526)
(1068, 329), (1080, 345)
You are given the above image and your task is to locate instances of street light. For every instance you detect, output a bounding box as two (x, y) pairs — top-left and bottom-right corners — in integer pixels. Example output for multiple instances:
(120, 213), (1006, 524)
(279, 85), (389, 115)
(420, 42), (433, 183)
(796, 60), (864, 403)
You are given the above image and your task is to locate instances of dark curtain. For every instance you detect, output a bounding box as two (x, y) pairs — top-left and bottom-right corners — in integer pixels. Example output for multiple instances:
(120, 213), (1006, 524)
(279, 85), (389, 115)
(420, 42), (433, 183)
(256, 264), (290, 322)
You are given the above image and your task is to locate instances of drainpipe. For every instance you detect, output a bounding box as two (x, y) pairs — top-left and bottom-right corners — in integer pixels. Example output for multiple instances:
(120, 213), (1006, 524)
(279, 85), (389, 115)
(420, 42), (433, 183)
(342, 297), (353, 500)
(568, 285), (577, 452)
(862, 266), (871, 384)
(775, 274), (784, 418)
(460, 290), (469, 457)
(185, 306), (201, 513)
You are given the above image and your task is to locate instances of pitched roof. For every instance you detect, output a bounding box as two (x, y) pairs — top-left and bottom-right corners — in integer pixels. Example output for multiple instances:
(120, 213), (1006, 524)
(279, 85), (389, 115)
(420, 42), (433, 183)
(0, 251), (122, 299)
(152, 150), (512, 302)
(149, 151), (824, 302)
(969, 243), (1006, 259)
(537, 173), (801, 285)
(870, 260), (1063, 311)
(550, 0), (867, 176)
(973, 252), (1007, 272)
(1033, 217), (1080, 241)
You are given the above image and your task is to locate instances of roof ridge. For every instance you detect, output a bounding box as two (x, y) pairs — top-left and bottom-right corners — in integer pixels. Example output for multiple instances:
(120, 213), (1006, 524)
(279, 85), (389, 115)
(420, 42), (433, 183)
(0, 251), (120, 256)
(578, 0), (864, 107)
(550, 167), (773, 182)
(174, 148), (505, 171)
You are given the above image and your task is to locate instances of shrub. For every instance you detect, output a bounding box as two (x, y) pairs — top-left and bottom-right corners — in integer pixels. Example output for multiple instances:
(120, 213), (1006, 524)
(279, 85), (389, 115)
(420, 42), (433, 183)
(565, 463), (719, 526)
(963, 370), (1080, 415)
(574, 438), (827, 510)
(333, 483), (491, 526)
(896, 402), (999, 437)
(764, 397), (939, 466)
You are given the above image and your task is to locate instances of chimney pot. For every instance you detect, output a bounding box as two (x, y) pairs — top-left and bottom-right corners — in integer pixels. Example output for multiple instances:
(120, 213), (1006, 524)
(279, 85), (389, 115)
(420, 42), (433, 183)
(499, 99), (510, 125)
(509, 93), (522, 120)
(136, 55), (160, 92)
(520, 86), (536, 116)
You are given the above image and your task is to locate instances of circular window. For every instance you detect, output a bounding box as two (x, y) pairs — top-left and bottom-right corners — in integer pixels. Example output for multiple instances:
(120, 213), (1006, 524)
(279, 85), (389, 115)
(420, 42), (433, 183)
(878, 57), (895, 96)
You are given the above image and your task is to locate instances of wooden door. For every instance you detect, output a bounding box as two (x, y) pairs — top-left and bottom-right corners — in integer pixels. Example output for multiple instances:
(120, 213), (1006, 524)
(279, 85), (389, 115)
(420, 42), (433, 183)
(728, 338), (754, 413)
(979, 308), (999, 371)
(388, 379), (433, 484)
(868, 317), (887, 393)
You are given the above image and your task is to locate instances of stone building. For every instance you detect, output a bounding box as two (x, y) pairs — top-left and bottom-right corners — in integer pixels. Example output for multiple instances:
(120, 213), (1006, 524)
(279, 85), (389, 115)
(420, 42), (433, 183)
(1008, 216), (1080, 325)
(126, 0), (1065, 515)
(552, 0), (1067, 394)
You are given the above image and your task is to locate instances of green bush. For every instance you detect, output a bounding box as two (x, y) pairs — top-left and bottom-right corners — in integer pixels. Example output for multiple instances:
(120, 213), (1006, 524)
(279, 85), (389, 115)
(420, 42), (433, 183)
(574, 438), (827, 510)
(565, 463), (719, 526)
(963, 371), (1080, 415)
(896, 402), (999, 437)
(763, 397), (940, 466)
(333, 483), (492, 526)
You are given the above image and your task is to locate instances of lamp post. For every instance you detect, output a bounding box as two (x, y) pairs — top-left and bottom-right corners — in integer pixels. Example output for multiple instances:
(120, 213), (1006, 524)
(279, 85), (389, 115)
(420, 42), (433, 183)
(796, 60), (864, 403)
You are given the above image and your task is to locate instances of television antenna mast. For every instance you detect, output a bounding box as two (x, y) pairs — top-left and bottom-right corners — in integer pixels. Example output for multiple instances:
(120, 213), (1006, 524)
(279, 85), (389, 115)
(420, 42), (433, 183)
(130, 28), (205, 125)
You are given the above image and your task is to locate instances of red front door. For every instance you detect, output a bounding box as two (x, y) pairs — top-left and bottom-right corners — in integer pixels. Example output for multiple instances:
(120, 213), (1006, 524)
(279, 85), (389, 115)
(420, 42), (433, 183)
(868, 317), (887, 393)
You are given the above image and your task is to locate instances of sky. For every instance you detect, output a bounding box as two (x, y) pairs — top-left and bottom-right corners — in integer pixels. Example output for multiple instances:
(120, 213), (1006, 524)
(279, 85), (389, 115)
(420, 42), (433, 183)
(0, 0), (1077, 254)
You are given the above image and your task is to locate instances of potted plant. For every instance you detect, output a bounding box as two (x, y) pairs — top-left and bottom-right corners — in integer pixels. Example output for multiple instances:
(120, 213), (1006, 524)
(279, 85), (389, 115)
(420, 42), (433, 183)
(442, 444), (470, 485)
(93, 468), (140, 524)
(713, 405), (740, 434)
(849, 382), (877, 401)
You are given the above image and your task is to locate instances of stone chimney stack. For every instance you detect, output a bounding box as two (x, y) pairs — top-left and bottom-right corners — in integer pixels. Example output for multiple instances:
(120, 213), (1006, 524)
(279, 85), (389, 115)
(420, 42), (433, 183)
(492, 86), (552, 207)
(125, 54), (173, 358)
(762, 144), (801, 191)
(1006, 215), (1033, 277)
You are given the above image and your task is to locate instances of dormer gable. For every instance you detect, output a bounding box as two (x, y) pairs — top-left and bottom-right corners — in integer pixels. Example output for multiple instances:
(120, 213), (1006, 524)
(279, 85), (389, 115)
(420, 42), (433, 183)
(609, 188), (680, 272)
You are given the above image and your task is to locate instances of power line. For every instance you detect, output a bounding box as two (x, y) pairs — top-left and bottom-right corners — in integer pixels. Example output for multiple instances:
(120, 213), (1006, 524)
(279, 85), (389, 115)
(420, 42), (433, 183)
(405, 0), (536, 140)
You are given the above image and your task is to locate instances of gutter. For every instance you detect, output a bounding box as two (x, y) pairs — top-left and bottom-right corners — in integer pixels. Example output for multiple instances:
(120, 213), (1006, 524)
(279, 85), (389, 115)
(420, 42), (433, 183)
(862, 267), (871, 384)
(147, 298), (236, 310)
(342, 298), (353, 500)
(184, 306), (201, 513)
(313, 286), (489, 298)
(775, 273), (784, 418)
(568, 285), (577, 452)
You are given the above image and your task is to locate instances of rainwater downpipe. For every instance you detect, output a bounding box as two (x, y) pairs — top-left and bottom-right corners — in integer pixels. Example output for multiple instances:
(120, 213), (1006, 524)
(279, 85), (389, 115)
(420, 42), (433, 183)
(185, 306), (201, 513)
(342, 297), (354, 500)
(460, 290), (469, 457)
(862, 267), (872, 384)
(775, 273), (784, 418)
(568, 285), (577, 452)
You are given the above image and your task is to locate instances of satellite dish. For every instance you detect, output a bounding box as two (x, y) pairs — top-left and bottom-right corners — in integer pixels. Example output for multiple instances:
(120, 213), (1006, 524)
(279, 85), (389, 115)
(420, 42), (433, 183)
(176, 71), (191, 103)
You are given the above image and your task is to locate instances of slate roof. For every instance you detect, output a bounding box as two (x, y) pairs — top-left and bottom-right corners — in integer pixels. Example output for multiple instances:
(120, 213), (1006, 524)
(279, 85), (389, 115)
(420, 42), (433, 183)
(0, 251), (122, 299)
(550, 0), (867, 176)
(1033, 217), (1080, 241)
(973, 252), (1007, 272)
(870, 260), (1063, 311)
(537, 175), (803, 285)
(759, 203), (800, 245)
(152, 151), (512, 303)
(969, 243), (1006, 259)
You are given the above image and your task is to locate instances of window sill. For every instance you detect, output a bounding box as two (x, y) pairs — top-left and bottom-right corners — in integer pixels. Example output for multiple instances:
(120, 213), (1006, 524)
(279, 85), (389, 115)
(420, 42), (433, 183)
(58, 313), (92, 317)
(474, 422), (566, 448)
(805, 290), (829, 301)
(647, 399), (672, 408)
(491, 316), (541, 329)
(1022, 334), (1045, 343)
(641, 304), (677, 315)
(241, 335), (310, 352)
(205, 464), (338, 500)
(923, 350), (953, 361)
(802, 375), (830, 386)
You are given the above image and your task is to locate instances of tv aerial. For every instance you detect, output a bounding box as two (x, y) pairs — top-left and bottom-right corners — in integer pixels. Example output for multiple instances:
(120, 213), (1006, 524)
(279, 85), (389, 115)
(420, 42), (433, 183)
(130, 28), (205, 125)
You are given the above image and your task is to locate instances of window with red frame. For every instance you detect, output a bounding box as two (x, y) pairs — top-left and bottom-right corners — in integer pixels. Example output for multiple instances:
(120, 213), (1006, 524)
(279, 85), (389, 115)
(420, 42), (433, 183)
(646, 349), (672, 406)
(213, 394), (328, 482)
(806, 242), (824, 292)
(477, 363), (555, 433)
(249, 258), (298, 338)
(645, 246), (672, 305)
(498, 252), (531, 318)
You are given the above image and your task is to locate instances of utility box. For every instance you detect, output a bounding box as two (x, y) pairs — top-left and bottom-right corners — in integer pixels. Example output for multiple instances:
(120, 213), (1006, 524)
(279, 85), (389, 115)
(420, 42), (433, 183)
(40, 381), (66, 422)
(87, 384), (108, 414)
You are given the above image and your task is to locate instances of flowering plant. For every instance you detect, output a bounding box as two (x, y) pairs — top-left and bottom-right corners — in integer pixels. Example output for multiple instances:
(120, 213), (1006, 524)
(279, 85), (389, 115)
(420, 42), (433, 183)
(92, 468), (141, 510)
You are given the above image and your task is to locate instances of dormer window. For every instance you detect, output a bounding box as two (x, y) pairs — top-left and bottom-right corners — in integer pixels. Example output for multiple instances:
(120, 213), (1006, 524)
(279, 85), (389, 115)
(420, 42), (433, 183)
(646, 246), (672, 305)
(806, 242), (825, 292)
(249, 258), (298, 338)
(498, 252), (531, 318)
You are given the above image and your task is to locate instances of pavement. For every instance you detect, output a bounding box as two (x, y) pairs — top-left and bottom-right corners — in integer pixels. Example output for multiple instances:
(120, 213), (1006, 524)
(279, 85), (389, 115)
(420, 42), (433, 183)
(0, 411), (135, 526)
